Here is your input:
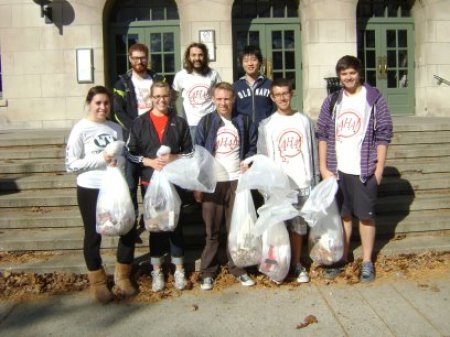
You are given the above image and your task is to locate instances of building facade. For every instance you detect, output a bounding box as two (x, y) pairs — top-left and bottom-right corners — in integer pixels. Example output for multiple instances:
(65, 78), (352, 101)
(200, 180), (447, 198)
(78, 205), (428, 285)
(0, 0), (449, 130)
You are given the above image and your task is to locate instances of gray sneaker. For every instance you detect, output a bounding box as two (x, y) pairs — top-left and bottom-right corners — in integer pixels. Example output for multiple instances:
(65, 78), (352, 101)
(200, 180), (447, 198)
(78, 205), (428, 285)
(151, 270), (165, 292)
(360, 261), (375, 283)
(200, 277), (214, 291)
(294, 264), (310, 283)
(174, 269), (187, 290)
(237, 273), (255, 287)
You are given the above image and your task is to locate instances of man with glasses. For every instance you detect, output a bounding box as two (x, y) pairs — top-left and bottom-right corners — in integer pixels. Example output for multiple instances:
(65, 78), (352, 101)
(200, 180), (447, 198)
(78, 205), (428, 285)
(257, 78), (320, 284)
(113, 43), (165, 239)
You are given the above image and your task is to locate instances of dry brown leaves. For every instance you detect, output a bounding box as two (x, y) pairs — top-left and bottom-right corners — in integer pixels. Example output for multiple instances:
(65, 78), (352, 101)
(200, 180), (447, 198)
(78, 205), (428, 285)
(0, 251), (449, 303)
(296, 314), (318, 329)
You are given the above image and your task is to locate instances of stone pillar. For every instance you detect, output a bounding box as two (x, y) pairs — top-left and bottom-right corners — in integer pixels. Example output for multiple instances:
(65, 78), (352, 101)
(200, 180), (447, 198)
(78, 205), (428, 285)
(413, 0), (450, 117)
(175, 0), (234, 82)
(300, 0), (358, 118)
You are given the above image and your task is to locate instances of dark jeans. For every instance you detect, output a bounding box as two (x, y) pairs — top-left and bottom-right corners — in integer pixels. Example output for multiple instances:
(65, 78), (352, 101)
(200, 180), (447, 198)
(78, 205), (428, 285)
(77, 186), (136, 271)
(125, 159), (141, 216)
(200, 180), (245, 278)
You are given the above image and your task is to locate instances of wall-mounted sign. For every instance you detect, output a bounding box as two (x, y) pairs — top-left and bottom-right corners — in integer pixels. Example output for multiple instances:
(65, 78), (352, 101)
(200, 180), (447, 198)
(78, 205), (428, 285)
(76, 48), (94, 83)
(199, 30), (216, 61)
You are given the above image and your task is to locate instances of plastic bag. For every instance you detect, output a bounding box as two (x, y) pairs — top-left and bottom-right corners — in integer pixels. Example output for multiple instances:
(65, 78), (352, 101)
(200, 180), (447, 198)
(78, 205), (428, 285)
(143, 171), (181, 232)
(237, 155), (291, 195)
(163, 145), (217, 192)
(258, 222), (291, 283)
(228, 189), (262, 267)
(105, 140), (125, 157)
(96, 166), (135, 236)
(299, 176), (343, 266)
(253, 194), (299, 236)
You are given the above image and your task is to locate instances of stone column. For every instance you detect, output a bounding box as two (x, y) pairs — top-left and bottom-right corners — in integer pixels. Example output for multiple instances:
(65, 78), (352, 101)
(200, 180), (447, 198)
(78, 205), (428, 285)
(413, 0), (450, 117)
(300, 0), (358, 118)
(175, 0), (234, 81)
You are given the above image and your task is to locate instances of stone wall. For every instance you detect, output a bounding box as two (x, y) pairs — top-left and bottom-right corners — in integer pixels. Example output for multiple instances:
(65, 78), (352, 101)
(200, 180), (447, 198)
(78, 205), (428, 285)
(0, 0), (449, 130)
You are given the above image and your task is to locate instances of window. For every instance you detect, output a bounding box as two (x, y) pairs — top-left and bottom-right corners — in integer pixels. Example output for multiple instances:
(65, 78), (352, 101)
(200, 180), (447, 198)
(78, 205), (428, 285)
(357, 0), (413, 18)
(232, 0), (299, 19)
(110, 0), (179, 23)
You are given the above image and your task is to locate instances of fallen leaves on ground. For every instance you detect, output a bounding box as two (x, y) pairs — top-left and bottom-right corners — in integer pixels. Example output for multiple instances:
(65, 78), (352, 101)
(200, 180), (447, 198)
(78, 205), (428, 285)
(0, 251), (449, 302)
(296, 314), (318, 329)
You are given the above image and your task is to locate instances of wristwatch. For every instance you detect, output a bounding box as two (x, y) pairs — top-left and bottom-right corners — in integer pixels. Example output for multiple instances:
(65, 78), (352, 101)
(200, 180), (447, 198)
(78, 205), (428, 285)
(138, 156), (144, 165)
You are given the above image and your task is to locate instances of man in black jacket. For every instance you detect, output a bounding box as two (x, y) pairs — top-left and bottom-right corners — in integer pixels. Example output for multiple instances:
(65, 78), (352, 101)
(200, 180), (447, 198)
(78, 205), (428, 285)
(113, 43), (165, 230)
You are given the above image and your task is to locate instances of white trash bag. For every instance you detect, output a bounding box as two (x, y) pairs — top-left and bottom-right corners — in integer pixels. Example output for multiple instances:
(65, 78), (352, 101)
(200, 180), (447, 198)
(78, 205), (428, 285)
(237, 155), (291, 195)
(258, 222), (291, 283)
(143, 170), (181, 232)
(163, 145), (217, 192)
(228, 188), (262, 268)
(96, 166), (135, 236)
(299, 176), (344, 266)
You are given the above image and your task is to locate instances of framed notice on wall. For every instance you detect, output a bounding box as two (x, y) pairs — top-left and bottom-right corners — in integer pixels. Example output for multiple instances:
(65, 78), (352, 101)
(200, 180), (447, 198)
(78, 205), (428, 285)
(199, 30), (216, 61)
(76, 48), (94, 83)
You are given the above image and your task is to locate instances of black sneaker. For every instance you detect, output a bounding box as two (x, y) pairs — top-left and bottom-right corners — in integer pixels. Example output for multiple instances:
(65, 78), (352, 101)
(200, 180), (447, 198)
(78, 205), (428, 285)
(360, 261), (375, 283)
(323, 261), (347, 280)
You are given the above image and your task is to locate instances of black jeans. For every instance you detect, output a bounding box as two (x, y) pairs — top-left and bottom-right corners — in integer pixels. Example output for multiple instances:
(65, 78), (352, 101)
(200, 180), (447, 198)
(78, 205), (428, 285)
(77, 186), (136, 271)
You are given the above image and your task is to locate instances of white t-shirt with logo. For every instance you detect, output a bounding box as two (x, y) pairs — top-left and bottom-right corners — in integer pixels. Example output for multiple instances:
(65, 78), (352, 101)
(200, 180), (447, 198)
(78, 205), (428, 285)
(172, 69), (221, 126)
(335, 86), (370, 175)
(65, 118), (123, 188)
(259, 112), (314, 190)
(131, 74), (153, 115)
(214, 117), (240, 182)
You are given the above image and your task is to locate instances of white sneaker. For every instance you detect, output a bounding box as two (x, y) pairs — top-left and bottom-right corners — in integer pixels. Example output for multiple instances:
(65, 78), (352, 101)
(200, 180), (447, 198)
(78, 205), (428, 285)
(295, 264), (310, 283)
(174, 269), (187, 290)
(151, 270), (165, 292)
(237, 273), (255, 287)
(200, 277), (214, 291)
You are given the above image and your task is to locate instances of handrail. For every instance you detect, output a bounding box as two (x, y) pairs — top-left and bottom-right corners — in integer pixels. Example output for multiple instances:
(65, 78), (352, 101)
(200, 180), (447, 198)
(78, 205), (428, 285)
(433, 75), (450, 86)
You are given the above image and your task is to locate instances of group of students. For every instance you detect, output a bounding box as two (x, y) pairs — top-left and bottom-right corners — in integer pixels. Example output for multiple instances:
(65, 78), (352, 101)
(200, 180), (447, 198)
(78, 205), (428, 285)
(65, 41), (393, 303)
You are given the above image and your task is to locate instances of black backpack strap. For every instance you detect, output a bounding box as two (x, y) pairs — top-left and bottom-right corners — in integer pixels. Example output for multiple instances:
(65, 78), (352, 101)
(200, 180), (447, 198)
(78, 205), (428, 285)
(329, 91), (339, 116)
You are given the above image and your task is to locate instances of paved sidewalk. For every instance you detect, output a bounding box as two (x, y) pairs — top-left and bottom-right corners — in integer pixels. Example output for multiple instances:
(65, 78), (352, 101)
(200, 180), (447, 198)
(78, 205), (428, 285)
(1, 274), (449, 337)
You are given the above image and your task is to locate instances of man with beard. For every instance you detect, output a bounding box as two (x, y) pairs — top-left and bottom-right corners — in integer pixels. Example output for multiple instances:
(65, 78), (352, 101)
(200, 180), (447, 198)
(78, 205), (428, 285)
(172, 42), (222, 140)
(113, 43), (165, 235)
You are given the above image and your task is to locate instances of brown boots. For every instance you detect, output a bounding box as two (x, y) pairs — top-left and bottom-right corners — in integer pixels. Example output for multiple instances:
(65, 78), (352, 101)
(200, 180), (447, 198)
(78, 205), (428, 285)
(87, 269), (114, 304)
(114, 263), (137, 297)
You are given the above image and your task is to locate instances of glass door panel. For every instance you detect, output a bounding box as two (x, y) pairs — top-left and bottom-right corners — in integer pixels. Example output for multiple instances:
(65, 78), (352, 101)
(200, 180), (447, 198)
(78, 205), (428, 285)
(358, 23), (414, 115)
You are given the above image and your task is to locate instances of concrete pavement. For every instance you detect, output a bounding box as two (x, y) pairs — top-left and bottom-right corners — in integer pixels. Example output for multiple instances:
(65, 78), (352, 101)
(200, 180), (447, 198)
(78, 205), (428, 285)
(1, 274), (449, 337)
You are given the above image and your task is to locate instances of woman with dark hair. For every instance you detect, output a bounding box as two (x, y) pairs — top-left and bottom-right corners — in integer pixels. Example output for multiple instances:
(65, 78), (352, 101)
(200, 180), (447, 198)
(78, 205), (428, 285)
(127, 81), (193, 292)
(66, 86), (137, 304)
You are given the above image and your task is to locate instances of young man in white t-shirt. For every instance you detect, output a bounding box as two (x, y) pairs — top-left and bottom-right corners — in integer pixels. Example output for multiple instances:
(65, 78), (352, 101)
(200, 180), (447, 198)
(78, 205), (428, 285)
(172, 42), (221, 140)
(317, 55), (393, 282)
(257, 78), (320, 284)
(194, 82), (257, 291)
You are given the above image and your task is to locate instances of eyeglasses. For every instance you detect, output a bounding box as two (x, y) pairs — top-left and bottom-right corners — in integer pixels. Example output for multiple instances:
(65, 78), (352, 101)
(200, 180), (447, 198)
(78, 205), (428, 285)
(130, 56), (147, 62)
(152, 95), (170, 100)
(272, 92), (291, 99)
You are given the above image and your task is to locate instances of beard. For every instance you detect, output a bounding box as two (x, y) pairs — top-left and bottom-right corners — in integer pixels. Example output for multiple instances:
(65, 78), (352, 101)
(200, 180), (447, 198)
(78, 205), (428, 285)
(131, 63), (147, 74)
(188, 59), (208, 74)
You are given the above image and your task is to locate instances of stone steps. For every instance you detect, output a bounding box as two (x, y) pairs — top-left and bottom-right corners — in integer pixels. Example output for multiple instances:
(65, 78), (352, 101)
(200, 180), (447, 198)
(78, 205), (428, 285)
(0, 117), (449, 264)
(0, 225), (205, 252)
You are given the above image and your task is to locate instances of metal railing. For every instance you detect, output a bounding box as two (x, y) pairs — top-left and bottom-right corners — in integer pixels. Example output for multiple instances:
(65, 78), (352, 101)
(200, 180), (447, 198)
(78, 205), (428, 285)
(434, 75), (450, 86)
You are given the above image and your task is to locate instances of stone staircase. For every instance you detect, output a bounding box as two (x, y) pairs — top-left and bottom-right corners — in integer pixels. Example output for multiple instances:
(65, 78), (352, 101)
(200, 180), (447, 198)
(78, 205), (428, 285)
(0, 117), (449, 273)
